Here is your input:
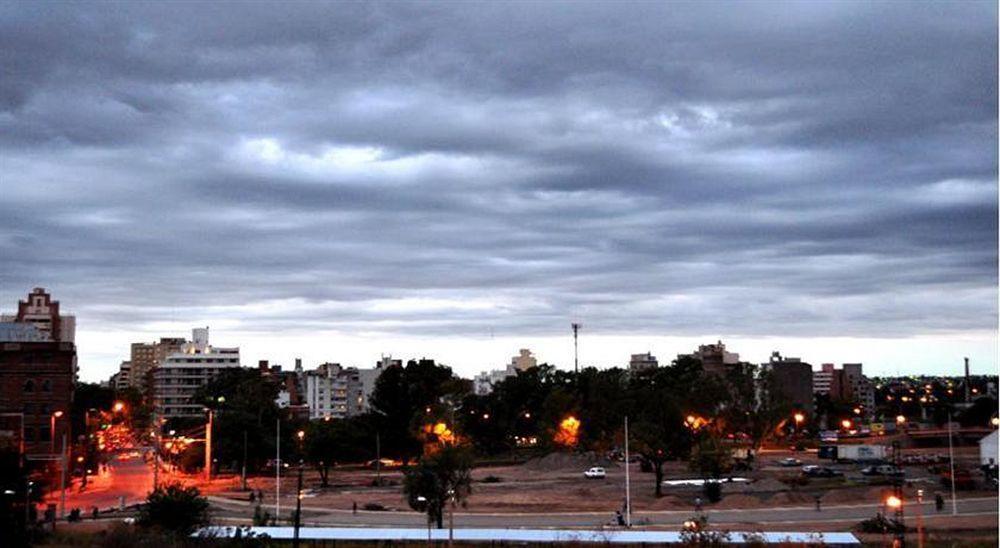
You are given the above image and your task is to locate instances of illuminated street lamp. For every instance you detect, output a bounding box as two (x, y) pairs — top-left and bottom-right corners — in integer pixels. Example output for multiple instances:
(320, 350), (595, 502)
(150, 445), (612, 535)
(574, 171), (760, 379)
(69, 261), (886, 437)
(113, 401), (126, 413)
(793, 413), (805, 425)
(853, 407), (862, 415)
(886, 494), (901, 509)
(896, 415), (906, 425)
(840, 419), (852, 430)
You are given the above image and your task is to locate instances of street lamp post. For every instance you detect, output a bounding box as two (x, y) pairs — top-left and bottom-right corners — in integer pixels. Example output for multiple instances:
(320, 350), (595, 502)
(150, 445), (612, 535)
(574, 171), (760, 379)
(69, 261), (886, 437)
(50, 411), (64, 454)
(292, 459), (304, 548)
(915, 489), (924, 548)
(204, 409), (213, 483)
(886, 494), (904, 548)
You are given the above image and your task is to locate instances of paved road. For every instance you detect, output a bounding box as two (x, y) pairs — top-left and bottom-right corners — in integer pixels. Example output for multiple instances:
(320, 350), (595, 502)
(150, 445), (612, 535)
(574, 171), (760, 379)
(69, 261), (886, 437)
(208, 495), (998, 529)
(46, 454), (155, 514)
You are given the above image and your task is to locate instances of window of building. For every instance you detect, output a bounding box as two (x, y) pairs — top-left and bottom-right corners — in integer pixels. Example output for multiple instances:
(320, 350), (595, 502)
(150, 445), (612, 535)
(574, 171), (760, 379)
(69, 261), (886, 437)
(24, 427), (35, 442)
(39, 426), (51, 442)
(42, 380), (51, 392)
(24, 379), (35, 392)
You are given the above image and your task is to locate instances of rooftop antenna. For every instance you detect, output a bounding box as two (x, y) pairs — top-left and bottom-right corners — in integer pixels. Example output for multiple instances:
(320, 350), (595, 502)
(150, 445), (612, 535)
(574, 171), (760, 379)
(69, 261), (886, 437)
(571, 323), (581, 374)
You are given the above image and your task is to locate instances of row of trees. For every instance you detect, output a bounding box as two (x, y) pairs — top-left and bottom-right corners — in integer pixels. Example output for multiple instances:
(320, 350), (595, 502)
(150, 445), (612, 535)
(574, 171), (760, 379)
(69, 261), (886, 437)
(175, 356), (796, 500)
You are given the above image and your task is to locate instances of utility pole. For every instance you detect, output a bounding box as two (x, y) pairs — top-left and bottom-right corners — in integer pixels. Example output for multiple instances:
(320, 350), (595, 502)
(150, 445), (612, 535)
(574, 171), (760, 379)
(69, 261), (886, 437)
(152, 406), (159, 490)
(292, 463), (304, 548)
(204, 409), (213, 483)
(241, 430), (248, 491)
(375, 432), (382, 485)
(916, 489), (925, 548)
(947, 412), (957, 516)
(571, 323), (581, 373)
(624, 415), (631, 527)
(275, 418), (281, 520)
(59, 433), (67, 520)
(891, 441), (905, 548)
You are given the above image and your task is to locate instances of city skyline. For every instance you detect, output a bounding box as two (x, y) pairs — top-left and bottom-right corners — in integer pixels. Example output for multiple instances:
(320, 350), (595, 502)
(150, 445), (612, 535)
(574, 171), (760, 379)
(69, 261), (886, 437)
(2, 2), (997, 381)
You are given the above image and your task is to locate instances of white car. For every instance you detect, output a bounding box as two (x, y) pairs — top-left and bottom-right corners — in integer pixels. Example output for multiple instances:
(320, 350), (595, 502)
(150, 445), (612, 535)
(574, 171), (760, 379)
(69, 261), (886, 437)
(778, 457), (803, 467)
(583, 467), (606, 479)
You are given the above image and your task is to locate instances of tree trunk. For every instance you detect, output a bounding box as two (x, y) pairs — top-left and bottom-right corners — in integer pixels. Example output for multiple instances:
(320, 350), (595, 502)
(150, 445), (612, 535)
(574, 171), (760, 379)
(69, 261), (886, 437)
(435, 503), (444, 529)
(654, 461), (664, 497)
(318, 464), (329, 487)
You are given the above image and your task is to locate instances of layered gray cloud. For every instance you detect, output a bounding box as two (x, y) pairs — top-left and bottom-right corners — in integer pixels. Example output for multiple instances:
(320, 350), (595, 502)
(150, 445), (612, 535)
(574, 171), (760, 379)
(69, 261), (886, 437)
(1, 1), (996, 373)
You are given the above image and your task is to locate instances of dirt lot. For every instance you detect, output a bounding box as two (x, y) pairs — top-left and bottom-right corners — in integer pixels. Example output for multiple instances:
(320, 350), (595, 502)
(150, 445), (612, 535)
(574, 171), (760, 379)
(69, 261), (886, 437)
(202, 446), (993, 514)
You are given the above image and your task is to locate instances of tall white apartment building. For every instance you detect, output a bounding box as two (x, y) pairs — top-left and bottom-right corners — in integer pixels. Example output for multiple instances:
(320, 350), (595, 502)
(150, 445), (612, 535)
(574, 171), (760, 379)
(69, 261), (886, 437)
(302, 357), (393, 420)
(152, 327), (241, 418)
(304, 363), (362, 419)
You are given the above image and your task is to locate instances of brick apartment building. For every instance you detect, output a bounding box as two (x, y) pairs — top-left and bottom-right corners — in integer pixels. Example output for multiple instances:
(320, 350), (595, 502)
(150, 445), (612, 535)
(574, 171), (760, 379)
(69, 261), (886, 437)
(0, 288), (77, 456)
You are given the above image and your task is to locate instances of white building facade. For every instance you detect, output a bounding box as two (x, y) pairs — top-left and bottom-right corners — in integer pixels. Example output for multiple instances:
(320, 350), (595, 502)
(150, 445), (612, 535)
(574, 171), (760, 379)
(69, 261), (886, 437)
(152, 327), (241, 418)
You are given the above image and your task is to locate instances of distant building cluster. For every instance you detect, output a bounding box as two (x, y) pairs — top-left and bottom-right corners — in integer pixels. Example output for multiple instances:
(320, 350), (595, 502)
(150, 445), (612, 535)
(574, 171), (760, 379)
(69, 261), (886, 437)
(110, 328), (394, 421)
(473, 348), (538, 395)
(5, 287), (992, 446)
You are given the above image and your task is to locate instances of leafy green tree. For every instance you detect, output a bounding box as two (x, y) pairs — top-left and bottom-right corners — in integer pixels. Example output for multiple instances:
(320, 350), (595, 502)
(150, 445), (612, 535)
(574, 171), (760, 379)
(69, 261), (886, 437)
(628, 357), (720, 497)
(71, 382), (115, 437)
(193, 368), (284, 474)
(403, 444), (474, 528)
(305, 417), (372, 486)
(722, 364), (791, 456)
(0, 447), (45, 547)
(689, 434), (733, 501)
(138, 482), (210, 536)
(370, 359), (467, 462)
(575, 367), (629, 451)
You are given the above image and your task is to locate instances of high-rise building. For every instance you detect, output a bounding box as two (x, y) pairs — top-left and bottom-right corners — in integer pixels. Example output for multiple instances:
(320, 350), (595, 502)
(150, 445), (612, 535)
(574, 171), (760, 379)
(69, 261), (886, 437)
(812, 362), (874, 416)
(510, 349), (537, 372)
(129, 342), (156, 392)
(301, 357), (389, 420)
(0, 289), (77, 456)
(111, 361), (132, 391)
(304, 363), (363, 420)
(116, 336), (187, 394)
(152, 327), (241, 418)
(763, 351), (813, 412)
(629, 352), (659, 371)
(473, 349), (539, 395)
(680, 340), (740, 376)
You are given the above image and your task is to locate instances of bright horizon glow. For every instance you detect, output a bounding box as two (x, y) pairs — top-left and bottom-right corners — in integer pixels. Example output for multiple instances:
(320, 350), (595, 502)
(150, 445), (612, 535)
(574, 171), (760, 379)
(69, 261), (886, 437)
(72, 326), (998, 383)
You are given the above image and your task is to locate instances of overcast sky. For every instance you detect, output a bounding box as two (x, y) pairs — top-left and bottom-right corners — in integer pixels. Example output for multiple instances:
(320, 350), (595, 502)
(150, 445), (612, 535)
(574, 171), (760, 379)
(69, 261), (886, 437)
(2, 1), (997, 382)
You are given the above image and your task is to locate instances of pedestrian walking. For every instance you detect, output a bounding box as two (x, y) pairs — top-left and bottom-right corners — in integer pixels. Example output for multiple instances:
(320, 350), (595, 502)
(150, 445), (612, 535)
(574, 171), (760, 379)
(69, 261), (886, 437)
(353, 501), (357, 514)
(694, 497), (702, 512)
(935, 493), (944, 512)
(615, 510), (625, 526)
(814, 494), (822, 512)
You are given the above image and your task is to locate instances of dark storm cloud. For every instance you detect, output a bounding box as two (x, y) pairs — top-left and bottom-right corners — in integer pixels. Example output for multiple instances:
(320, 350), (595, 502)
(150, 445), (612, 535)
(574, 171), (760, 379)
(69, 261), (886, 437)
(0, 1), (996, 348)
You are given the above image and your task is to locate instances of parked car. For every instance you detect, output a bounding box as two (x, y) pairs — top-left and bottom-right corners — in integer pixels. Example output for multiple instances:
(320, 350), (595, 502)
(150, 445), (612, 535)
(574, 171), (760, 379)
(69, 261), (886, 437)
(778, 457), (803, 467)
(802, 465), (843, 478)
(365, 458), (399, 469)
(861, 465), (904, 477)
(583, 467), (607, 479)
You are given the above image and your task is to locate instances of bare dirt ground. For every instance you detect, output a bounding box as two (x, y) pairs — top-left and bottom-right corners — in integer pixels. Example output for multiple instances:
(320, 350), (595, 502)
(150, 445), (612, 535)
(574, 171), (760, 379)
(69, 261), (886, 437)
(199, 446), (994, 516)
